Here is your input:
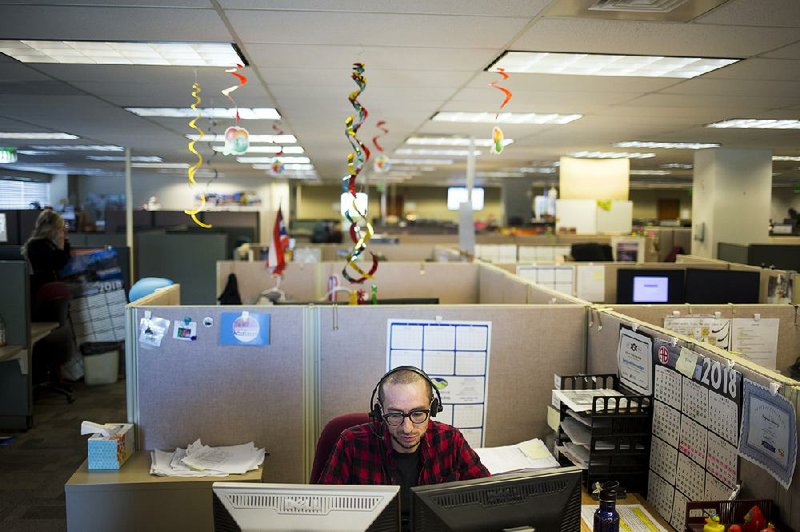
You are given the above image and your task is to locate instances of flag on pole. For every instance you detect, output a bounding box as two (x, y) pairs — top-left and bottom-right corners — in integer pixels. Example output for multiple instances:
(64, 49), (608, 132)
(267, 207), (289, 276)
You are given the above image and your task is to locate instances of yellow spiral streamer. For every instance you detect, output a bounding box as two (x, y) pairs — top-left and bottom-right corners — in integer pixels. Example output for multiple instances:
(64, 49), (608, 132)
(184, 81), (212, 229)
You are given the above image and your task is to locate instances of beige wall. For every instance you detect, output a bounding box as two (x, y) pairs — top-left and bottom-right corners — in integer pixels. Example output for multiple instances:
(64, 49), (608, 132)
(296, 184), (503, 222)
(629, 189), (692, 220)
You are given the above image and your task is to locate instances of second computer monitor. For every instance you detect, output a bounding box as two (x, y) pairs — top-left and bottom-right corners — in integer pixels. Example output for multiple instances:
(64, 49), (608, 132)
(684, 268), (760, 304)
(616, 269), (685, 304)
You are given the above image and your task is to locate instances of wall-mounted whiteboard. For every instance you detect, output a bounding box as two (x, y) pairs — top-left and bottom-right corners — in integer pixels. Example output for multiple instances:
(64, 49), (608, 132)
(555, 199), (597, 234)
(596, 201), (632, 234)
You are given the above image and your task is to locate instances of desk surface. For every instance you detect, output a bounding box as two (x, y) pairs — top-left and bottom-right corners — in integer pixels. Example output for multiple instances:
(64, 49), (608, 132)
(580, 491), (670, 531)
(0, 343), (24, 363)
(31, 321), (59, 344)
(66, 451), (264, 487)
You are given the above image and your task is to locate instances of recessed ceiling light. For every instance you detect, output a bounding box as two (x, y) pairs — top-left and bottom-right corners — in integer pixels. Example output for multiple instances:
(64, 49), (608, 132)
(87, 155), (163, 162)
(492, 51), (739, 78)
(660, 163), (693, 169)
(389, 159), (455, 165)
(614, 141), (720, 149)
(211, 145), (305, 154)
(570, 151), (655, 159)
(706, 119), (800, 129)
(132, 162), (189, 169)
(432, 112), (581, 125)
(17, 150), (56, 156)
(630, 169), (671, 175)
(29, 144), (123, 151)
(477, 171), (525, 178)
(0, 132), (79, 140)
(406, 136), (514, 147)
(773, 156), (800, 161)
(395, 148), (481, 157)
(251, 163), (316, 171)
(0, 40), (245, 67)
(186, 134), (296, 143)
(128, 108), (280, 120)
(519, 167), (557, 174)
(237, 156), (310, 164)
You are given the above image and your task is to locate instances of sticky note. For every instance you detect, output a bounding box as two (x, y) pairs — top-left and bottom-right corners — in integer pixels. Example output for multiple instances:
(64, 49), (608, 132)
(675, 347), (698, 378)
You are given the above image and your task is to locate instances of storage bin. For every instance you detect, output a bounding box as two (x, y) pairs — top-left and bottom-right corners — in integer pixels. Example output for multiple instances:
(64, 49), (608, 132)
(80, 342), (121, 385)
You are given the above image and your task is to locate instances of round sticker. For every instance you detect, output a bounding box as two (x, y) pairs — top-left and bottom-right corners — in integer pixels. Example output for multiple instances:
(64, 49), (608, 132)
(658, 345), (670, 365)
(232, 314), (260, 343)
(202, 316), (214, 328)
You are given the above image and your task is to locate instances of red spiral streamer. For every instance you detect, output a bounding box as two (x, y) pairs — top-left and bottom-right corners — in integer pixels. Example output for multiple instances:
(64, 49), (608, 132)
(221, 63), (248, 124)
(372, 120), (388, 153)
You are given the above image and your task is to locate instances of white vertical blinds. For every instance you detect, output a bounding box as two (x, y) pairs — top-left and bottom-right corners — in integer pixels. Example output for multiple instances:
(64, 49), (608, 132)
(0, 180), (50, 209)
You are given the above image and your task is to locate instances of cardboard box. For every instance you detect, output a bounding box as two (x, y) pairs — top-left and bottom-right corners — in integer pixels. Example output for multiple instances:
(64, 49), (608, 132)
(87, 423), (134, 470)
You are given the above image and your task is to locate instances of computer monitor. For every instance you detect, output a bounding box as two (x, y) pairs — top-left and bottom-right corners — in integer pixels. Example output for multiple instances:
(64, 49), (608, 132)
(411, 466), (582, 531)
(684, 268), (760, 304)
(212, 482), (400, 532)
(616, 269), (684, 304)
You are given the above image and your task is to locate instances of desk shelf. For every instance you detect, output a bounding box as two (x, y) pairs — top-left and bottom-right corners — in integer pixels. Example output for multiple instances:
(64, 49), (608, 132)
(555, 374), (652, 493)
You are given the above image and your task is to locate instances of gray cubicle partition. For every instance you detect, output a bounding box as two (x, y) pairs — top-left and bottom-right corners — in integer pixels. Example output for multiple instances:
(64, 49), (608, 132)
(0, 210), (20, 244)
(130, 305), (307, 484)
(0, 261), (31, 429)
(137, 232), (227, 305)
(316, 304), (587, 447)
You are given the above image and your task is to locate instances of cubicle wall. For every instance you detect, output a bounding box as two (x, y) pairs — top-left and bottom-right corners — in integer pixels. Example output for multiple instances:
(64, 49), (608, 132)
(316, 304), (587, 447)
(586, 308), (800, 530)
(0, 261), (31, 429)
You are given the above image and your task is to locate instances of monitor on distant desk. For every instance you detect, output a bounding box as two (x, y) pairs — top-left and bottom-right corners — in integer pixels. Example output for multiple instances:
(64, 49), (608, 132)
(616, 269), (684, 304)
(411, 466), (582, 531)
(212, 482), (400, 532)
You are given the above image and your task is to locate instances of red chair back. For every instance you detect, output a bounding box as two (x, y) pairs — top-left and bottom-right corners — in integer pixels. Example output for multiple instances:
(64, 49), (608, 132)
(310, 412), (370, 483)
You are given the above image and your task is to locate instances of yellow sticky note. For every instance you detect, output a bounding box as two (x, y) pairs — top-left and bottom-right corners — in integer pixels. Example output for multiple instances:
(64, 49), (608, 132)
(675, 347), (698, 378)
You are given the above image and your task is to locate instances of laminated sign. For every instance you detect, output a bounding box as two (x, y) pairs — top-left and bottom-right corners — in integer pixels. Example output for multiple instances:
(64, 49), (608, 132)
(220, 311), (270, 346)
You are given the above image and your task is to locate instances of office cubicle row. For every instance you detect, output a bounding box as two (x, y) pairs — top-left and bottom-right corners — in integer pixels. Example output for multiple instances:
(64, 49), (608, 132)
(128, 260), (800, 529)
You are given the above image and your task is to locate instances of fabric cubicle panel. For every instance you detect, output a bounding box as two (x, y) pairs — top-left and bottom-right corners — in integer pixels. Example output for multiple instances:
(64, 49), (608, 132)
(609, 304), (800, 376)
(586, 307), (800, 531)
(321, 262), (479, 304)
(216, 261), (321, 304)
(478, 263), (509, 304)
(316, 304), (587, 447)
(131, 305), (306, 484)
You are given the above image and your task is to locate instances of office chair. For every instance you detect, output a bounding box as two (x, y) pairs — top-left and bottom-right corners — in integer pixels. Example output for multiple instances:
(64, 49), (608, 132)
(31, 282), (75, 404)
(310, 412), (370, 483)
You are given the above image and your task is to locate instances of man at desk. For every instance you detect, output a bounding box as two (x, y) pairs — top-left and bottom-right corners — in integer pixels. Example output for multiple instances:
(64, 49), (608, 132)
(317, 366), (489, 520)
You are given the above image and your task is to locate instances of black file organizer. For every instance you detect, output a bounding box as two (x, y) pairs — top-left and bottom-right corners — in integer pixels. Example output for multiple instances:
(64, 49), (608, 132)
(555, 374), (652, 493)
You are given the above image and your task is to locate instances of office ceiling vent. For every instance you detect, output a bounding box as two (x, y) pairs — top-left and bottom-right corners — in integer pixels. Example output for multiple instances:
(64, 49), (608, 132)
(589, 0), (690, 12)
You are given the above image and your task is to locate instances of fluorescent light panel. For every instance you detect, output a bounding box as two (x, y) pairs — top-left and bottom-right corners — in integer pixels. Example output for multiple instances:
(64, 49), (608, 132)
(406, 136), (514, 147)
(29, 144), (123, 151)
(187, 134), (296, 143)
(630, 170), (671, 175)
(0, 40), (243, 67)
(88, 155), (162, 162)
(395, 148), (481, 157)
(237, 156), (310, 164)
(0, 132), (78, 139)
(773, 156), (800, 162)
(519, 167), (557, 174)
(493, 51), (739, 78)
(128, 108), (279, 120)
(389, 159), (455, 165)
(211, 145), (304, 154)
(132, 162), (189, 169)
(570, 151), (655, 159)
(615, 141), (720, 149)
(433, 112), (581, 125)
(707, 119), (800, 129)
(661, 163), (693, 169)
(253, 163), (315, 170)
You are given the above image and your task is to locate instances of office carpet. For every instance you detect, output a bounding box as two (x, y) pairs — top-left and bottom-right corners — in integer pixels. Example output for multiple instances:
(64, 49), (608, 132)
(0, 379), (126, 532)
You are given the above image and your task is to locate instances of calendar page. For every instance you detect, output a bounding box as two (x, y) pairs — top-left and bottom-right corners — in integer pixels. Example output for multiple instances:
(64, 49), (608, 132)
(648, 338), (742, 530)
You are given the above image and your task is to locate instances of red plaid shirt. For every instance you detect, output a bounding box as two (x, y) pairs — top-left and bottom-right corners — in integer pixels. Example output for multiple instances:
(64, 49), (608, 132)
(316, 420), (490, 486)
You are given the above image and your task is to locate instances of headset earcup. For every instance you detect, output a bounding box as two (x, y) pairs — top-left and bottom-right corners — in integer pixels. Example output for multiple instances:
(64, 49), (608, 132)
(371, 403), (382, 420)
(430, 398), (441, 417)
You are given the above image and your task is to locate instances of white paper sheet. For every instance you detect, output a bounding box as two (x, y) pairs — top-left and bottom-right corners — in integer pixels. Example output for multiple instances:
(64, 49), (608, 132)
(475, 438), (559, 475)
(731, 318), (779, 370)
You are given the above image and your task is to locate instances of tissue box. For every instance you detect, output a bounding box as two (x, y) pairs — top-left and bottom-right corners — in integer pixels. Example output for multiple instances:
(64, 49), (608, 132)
(87, 423), (134, 470)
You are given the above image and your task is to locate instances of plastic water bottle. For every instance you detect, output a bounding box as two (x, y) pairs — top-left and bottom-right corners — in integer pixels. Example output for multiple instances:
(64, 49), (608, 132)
(0, 313), (6, 347)
(593, 481), (620, 532)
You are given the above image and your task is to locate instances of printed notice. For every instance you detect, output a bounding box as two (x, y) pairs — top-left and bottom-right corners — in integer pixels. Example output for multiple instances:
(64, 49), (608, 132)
(617, 326), (653, 395)
(731, 318), (779, 370)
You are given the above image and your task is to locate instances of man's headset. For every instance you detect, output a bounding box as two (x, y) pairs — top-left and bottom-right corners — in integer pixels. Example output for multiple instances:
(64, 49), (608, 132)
(368, 366), (443, 421)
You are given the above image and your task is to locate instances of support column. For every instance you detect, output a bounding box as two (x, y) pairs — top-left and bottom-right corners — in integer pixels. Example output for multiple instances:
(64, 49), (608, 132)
(125, 148), (134, 280)
(501, 177), (534, 226)
(691, 148), (772, 258)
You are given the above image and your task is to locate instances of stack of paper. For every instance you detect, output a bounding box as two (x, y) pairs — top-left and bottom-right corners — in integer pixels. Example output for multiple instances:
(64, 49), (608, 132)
(475, 438), (560, 475)
(150, 439), (265, 477)
(552, 388), (624, 413)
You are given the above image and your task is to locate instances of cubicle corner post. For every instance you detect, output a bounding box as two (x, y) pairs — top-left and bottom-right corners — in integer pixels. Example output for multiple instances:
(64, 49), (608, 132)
(302, 305), (322, 481)
(125, 305), (140, 443)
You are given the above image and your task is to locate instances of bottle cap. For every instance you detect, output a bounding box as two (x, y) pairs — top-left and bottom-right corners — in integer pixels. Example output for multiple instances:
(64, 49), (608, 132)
(599, 481), (619, 502)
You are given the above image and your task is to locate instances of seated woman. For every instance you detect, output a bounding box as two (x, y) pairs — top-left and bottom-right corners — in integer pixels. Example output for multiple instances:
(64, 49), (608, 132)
(22, 209), (71, 299)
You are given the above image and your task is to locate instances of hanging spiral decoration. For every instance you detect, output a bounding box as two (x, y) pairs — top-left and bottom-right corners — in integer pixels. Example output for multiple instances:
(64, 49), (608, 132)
(184, 81), (212, 228)
(341, 63), (378, 284)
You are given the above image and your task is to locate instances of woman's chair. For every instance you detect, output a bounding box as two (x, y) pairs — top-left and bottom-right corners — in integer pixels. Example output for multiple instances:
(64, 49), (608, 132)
(31, 281), (75, 403)
(310, 412), (370, 483)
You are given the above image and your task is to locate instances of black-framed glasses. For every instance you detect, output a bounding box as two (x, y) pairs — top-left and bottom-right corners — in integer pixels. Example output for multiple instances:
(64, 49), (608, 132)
(382, 409), (430, 427)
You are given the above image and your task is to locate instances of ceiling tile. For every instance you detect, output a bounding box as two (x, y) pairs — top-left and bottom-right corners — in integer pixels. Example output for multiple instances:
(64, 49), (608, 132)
(219, 0), (549, 17)
(696, 0), (800, 27)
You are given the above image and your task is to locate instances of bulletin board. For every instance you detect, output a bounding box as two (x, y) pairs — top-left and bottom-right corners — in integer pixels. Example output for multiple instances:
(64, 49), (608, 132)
(387, 319), (491, 449)
(647, 338), (742, 531)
